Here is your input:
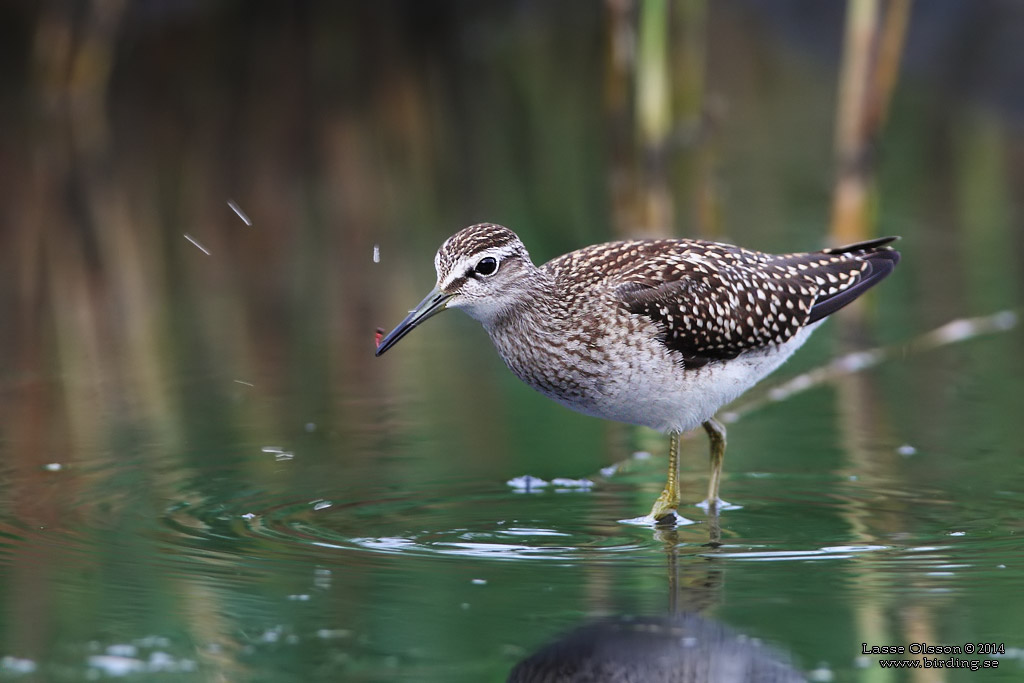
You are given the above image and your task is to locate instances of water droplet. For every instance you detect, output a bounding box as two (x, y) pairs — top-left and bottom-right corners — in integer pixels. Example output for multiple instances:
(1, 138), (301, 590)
(183, 233), (211, 255)
(227, 199), (252, 226)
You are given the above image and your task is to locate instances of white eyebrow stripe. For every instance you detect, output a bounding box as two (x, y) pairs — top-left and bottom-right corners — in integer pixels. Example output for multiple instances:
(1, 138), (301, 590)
(437, 244), (519, 289)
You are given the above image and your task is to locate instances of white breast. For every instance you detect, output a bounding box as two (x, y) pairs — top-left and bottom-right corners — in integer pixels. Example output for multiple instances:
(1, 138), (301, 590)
(536, 323), (822, 434)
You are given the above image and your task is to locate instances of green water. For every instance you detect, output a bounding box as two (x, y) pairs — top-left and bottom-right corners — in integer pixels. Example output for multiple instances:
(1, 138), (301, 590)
(3, 316), (1022, 681)
(3, 2), (1024, 681)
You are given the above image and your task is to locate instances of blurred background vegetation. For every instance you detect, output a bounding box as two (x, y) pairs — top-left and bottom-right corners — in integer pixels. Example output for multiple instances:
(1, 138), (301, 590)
(1, 1), (1023, 680)
(3, 0), (1021, 473)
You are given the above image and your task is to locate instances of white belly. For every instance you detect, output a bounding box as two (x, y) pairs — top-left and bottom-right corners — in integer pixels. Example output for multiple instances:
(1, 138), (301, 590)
(542, 323), (821, 434)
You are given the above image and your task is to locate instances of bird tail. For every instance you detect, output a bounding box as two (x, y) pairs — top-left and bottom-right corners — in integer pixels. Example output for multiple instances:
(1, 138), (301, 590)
(806, 237), (901, 323)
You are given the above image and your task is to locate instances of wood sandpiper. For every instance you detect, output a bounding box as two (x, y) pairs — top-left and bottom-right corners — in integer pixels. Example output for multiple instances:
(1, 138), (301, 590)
(375, 223), (900, 522)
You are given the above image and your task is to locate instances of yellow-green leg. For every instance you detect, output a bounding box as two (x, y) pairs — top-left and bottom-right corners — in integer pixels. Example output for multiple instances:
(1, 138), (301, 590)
(702, 417), (727, 511)
(649, 430), (683, 521)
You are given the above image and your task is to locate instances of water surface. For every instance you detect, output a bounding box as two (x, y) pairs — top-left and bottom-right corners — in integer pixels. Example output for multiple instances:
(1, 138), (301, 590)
(2, 2), (1024, 681)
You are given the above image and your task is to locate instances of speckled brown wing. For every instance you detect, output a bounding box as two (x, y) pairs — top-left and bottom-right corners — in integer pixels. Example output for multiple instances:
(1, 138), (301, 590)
(611, 237), (900, 367)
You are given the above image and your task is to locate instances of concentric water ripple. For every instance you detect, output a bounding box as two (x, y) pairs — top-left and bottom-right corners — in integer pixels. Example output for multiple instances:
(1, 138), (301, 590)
(158, 484), (704, 565)
(153, 472), (1024, 589)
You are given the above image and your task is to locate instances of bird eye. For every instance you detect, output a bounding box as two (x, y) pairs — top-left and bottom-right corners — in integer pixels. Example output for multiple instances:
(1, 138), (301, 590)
(474, 257), (498, 276)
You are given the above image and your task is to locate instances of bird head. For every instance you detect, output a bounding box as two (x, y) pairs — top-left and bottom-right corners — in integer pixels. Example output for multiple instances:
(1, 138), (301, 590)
(375, 223), (536, 356)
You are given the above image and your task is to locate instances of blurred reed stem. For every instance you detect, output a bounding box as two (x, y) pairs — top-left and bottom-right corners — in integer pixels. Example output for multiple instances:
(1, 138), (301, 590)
(637, 0), (670, 148)
(608, 0), (711, 237)
(831, 0), (916, 669)
(670, 0), (718, 238)
(636, 0), (673, 234)
(831, 0), (913, 243)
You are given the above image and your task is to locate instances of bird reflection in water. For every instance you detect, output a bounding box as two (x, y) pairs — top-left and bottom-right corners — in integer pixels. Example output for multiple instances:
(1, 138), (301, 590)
(508, 525), (806, 682)
(507, 613), (806, 683)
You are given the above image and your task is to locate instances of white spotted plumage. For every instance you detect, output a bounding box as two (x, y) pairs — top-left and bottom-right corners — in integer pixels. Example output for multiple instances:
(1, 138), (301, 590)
(421, 223), (899, 434)
(376, 222), (900, 516)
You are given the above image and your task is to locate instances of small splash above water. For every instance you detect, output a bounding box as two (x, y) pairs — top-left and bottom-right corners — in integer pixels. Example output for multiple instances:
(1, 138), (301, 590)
(550, 478), (594, 491)
(619, 512), (696, 527)
(183, 233), (211, 256)
(227, 199), (252, 226)
(507, 475), (594, 493)
(695, 498), (743, 512)
(506, 475), (549, 492)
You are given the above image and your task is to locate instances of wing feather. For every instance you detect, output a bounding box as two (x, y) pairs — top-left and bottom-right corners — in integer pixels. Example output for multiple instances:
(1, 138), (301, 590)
(609, 238), (899, 366)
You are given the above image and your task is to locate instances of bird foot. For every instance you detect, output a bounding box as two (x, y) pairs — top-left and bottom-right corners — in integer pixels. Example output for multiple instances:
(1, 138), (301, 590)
(649, 490), (680, 523)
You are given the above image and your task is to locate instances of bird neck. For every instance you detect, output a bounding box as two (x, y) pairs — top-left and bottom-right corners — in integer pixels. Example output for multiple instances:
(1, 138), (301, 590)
(486, 268), (565, 338)
(481, 269), (578, 388)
